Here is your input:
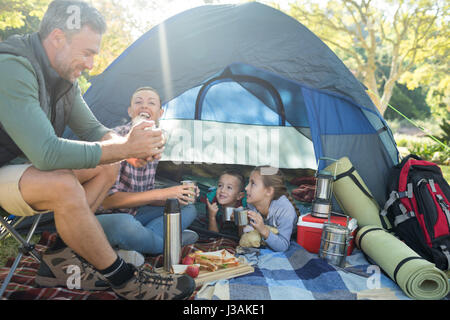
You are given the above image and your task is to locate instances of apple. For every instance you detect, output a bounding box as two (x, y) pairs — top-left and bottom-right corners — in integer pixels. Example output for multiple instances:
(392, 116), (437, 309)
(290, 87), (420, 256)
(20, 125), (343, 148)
(185, 265), (200, 278)
(182, 254), (195, 265)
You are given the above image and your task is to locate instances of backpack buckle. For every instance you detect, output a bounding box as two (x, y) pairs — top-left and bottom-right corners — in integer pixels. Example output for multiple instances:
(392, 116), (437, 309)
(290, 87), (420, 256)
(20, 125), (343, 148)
(393, 204), (415, 227)
(381, 191), (399, 216)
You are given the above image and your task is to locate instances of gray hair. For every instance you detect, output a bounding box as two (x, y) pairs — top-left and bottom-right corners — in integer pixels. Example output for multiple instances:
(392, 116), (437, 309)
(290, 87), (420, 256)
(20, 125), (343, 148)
(39, 0), (106, 40)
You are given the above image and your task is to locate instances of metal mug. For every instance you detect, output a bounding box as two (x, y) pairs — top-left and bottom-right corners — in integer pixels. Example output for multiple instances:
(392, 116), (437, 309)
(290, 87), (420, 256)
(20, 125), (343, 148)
(223, 207), (235, 222)
(234, 209), (248, 226)
(180, 180), (196, 204)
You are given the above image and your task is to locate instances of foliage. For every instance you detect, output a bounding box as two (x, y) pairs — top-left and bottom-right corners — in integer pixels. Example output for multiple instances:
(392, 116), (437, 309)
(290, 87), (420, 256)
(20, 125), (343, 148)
(385, 83), (430, 120)
(282, 0), (448, 118)
(0, 0), (51, 41)
(437, 118), (450, 145)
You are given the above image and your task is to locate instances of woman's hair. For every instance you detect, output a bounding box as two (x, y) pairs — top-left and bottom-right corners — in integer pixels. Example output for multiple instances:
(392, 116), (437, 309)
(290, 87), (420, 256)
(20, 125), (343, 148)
(252, 166), (300, 217)
(220, 170), (245, 192)
(131, 86), (161, 106)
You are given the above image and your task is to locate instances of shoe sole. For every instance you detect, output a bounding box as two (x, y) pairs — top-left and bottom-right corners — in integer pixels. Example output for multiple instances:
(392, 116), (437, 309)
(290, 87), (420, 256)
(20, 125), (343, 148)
(35, 274), (110, 291)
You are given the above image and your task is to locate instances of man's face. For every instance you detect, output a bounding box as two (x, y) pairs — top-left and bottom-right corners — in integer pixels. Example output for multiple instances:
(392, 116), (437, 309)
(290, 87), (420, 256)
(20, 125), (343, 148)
(128, 90), (163, 122)
(53, 25), (101, 82)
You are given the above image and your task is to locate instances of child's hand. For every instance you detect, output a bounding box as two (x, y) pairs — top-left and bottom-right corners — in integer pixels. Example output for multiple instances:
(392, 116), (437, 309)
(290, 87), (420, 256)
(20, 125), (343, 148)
(247, 211), (269, 239)
(206, 198), (219, 218)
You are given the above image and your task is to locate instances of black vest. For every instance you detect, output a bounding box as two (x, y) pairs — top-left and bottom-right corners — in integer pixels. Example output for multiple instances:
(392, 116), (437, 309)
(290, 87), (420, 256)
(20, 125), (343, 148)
(0, 32), (76, 167)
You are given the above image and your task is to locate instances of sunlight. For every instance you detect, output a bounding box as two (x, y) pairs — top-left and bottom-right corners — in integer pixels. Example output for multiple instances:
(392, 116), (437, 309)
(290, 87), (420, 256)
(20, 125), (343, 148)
(157, 22), (173, 103)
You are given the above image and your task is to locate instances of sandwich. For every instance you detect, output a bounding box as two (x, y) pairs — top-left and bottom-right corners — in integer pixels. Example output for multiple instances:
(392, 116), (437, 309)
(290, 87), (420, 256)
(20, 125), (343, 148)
(193, 249), (240, 271)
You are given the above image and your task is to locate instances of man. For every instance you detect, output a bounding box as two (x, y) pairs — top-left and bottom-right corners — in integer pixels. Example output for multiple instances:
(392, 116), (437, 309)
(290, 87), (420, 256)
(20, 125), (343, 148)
(0, 0), (194, 300)
(96, 86), (199, 258)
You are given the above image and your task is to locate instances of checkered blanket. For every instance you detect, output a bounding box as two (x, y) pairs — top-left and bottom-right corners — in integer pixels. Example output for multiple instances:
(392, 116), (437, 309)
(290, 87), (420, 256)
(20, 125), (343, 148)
(0, 232), (237, 300)
(195, 241), (439, 300)
(3, 233), (448, 300)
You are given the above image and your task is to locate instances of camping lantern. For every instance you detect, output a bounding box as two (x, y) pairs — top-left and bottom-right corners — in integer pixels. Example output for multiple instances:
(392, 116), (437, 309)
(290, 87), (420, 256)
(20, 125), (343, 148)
(311, 170), (334, 218)
(311, 157), (338, 219)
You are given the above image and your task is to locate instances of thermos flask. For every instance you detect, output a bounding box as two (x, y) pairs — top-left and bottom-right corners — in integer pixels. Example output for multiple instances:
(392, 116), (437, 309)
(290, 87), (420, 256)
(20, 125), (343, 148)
(163, 198), (182, 272)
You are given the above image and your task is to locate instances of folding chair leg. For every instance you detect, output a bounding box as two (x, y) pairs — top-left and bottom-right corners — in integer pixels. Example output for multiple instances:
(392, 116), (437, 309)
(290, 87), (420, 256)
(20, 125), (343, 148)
(0, 215), (43, 298)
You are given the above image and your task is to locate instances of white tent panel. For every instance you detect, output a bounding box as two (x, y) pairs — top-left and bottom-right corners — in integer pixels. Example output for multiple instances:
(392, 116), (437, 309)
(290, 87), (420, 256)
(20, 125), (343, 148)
(160, 119), (316, 169)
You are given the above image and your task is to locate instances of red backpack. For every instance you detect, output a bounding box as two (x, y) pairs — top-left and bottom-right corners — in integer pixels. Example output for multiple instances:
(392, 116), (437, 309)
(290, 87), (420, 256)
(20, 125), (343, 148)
(380, 154), (450, 271)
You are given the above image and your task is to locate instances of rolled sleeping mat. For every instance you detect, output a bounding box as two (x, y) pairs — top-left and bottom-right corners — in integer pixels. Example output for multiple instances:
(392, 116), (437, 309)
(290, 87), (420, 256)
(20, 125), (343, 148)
(325, 156), (391, 229)
(356, 225), (449, 300)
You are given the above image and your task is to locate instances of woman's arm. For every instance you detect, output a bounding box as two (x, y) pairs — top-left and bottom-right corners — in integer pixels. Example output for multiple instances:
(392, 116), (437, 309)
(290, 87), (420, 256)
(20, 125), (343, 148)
(101, 185), (195, 209)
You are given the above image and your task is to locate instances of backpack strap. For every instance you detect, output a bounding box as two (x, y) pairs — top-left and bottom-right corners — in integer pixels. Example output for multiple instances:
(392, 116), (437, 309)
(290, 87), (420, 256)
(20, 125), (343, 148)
(439, 245), (450, 271)
(335, 167), (375, 201)
(393, 203), (415, 227)
(435, 194), (450, 226)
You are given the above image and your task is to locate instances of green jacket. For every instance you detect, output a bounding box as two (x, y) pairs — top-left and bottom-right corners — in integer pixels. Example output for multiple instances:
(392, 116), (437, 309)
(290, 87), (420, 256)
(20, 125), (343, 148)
(0, 32), (110, 170)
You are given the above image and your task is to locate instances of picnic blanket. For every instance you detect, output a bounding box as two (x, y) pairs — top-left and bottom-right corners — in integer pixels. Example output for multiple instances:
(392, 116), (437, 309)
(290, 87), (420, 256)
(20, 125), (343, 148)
(195, 241), (450, 300)
(3, 233), (449, 300)
(0, 232), (237, 300)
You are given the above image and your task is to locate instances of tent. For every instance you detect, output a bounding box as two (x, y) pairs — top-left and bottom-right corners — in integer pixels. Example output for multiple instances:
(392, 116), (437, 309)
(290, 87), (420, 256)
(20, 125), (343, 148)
(76, 2), (399, 207)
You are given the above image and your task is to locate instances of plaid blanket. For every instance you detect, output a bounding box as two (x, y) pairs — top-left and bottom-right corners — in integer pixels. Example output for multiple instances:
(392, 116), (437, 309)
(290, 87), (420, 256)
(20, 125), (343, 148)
(195, 241), (445, 300)
(3, 233), (448, 300)
(0, 232), (237, 300)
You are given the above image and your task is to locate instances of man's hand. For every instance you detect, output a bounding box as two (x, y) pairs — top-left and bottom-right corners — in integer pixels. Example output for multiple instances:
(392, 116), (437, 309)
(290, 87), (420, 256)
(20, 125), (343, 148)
(126, 120), (165, 162)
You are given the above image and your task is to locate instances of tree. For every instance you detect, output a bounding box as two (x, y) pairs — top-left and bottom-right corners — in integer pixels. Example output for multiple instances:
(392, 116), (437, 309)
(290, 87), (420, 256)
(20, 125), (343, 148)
(285, 0), (448, 116)
(0, 0), (51, 41)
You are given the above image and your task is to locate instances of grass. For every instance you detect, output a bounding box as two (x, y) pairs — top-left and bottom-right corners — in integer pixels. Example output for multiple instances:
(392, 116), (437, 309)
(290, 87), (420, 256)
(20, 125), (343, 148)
(0, 232), (41, 267)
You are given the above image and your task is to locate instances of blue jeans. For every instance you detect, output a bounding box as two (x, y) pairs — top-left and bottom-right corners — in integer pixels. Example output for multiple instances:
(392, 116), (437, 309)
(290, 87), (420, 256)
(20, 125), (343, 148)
(96, 204), (197, 255)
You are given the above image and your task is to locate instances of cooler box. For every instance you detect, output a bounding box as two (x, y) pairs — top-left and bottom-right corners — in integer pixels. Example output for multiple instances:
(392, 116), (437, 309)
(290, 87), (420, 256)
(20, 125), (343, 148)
(297, 213), (357, 255)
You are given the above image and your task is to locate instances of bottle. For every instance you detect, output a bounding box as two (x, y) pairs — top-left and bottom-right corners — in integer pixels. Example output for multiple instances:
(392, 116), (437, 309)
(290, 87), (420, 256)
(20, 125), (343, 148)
(163, 198), (182, 272)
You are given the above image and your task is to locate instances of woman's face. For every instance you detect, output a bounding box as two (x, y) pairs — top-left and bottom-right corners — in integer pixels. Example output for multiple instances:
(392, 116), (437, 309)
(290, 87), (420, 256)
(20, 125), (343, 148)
(128, 89), (163, 122)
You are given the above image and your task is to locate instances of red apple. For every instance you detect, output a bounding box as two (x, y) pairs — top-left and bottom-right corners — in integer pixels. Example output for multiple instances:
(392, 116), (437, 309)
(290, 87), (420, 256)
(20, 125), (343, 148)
(182, 255), (195, 265)
(185, 265), (200, 278)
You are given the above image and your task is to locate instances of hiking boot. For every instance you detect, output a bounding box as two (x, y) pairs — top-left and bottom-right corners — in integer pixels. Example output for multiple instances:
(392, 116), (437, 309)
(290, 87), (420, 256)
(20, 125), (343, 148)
(35, 246), (110, 291)
(112, 266), (195, 300)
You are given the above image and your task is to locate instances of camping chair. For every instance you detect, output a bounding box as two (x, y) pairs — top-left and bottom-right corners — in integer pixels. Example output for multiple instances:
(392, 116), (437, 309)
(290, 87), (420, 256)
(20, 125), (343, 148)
(0, 208), (42, 298)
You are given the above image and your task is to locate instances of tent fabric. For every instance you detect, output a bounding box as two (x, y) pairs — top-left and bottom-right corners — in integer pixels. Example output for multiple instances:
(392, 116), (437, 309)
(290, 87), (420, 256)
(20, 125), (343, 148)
(73, 2), (399, 206)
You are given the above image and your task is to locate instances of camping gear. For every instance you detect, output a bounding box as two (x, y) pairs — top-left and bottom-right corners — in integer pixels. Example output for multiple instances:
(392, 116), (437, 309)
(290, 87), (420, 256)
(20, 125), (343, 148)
(234, 209), (248, 226)
(311, 170), (334, 218)
(0, 209), (42, 298)
(223, 207), (234, 222)
(70, 2), (399, 208)
(297, 213), (357, 255)
(325, 157), (391, 229)
(311, 158), (338, 218)
(163, 199), (182, 272)
(356, 225), (450, 300)
(318, 221), (350, 268)
(380, 154), (450, 271)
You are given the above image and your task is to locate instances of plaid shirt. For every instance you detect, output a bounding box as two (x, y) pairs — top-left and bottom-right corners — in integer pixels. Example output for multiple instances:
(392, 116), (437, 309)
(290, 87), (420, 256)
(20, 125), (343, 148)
(100, 121), (159, 216)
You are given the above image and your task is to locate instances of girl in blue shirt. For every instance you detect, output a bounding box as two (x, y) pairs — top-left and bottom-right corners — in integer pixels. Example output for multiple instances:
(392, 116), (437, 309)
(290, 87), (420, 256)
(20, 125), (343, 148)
(246, 166), (300, 252)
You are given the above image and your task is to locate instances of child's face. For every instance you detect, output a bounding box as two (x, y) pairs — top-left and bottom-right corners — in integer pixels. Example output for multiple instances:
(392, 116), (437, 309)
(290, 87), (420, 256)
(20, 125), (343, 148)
(128, 89), (163, 122)
(245, 170), (272, 205)
(216, 174), (243, 206)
